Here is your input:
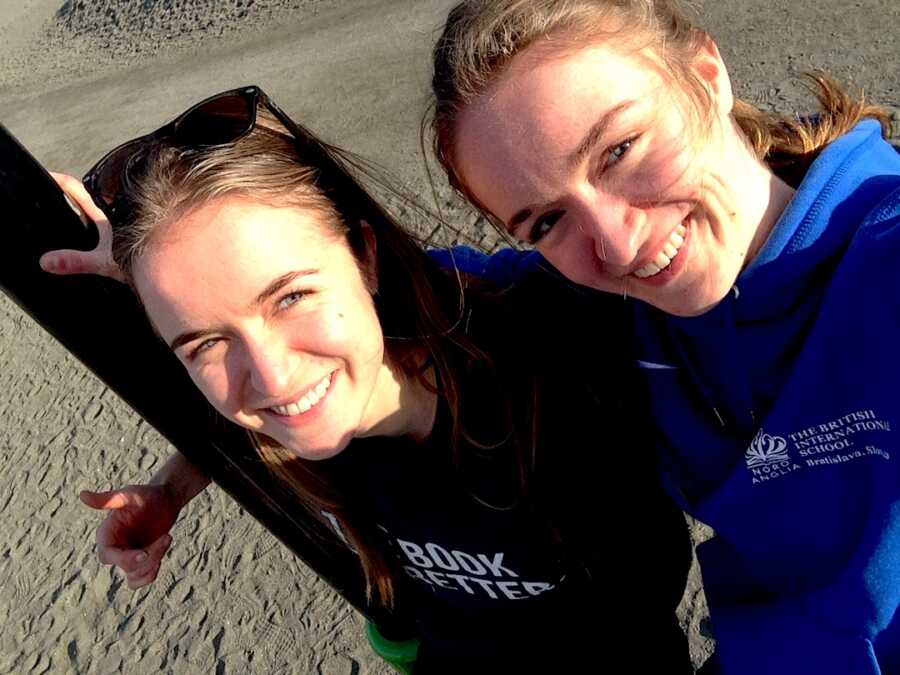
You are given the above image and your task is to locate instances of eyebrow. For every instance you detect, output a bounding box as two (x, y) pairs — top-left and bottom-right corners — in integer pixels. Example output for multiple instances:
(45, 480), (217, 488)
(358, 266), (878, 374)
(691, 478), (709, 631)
(253, 269), (318, 307)
(569, 101), (635, 170)
(168, 268), (318, 351)
(169, 329), (214, 352)
(506, 101), (636, 233)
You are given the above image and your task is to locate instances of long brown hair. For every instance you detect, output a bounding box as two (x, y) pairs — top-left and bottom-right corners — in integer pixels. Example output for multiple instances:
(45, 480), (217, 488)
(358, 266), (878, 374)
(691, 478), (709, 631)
(428, 0), (893, 200)
(111, 106), (491, 607)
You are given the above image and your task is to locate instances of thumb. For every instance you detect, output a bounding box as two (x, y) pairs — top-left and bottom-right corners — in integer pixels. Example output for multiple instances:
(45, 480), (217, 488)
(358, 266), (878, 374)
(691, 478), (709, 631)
(40, 249), (104, 276)
(79, 489), (136, 511)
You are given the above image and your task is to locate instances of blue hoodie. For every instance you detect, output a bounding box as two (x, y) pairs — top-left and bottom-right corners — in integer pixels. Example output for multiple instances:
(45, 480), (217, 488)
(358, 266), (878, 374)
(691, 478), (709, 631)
(633, 120), (900, 673)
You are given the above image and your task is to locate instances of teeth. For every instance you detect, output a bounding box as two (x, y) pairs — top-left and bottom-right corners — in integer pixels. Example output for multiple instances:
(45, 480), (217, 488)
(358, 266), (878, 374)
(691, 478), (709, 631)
(653, 250), (671, 269)
(633, 223), (688, 279)
(314, 380), (328, 398)
(270, 373), (332, 417)
(635, 263), (661, 278)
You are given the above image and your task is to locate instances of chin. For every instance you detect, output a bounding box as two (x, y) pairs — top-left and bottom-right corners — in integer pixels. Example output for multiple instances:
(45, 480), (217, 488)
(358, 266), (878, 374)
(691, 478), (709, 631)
(293, 447), (344, 461)
(666, 305), (714, 318)
(652, 294), (722, 318)
(646, 275), (735, 317)
(280, 431), (354, 462)
(652, 293), (712, 317)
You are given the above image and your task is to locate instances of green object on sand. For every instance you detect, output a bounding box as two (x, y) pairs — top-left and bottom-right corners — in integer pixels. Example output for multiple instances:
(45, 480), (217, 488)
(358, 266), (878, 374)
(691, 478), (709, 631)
(366, 621), (419, 674)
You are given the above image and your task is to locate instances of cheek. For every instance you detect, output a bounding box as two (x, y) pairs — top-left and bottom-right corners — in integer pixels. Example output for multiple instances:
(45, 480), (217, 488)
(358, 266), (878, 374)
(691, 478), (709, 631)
(618, 111), (707, 204)
(542, 232), (612, 290)
(628, 144), (699, 205)
(350, 305), (386, 367)
(186, 364), (237, 416)
(302, 301), (384, 368)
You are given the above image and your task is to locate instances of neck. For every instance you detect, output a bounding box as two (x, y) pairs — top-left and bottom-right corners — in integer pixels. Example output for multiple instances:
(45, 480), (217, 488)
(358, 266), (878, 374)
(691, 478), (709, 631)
(358, 350), (438, 442)
(733, 138), (796, 269)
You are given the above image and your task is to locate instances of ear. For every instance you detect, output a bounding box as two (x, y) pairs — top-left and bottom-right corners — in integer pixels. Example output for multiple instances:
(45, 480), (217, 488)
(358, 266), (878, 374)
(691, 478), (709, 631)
(692, 33), (734, 116)
(359, 219), (379, 294)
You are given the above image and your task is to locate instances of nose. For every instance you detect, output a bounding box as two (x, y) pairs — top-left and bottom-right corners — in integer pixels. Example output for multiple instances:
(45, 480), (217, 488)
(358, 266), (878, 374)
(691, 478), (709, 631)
(577, 195), (642, 271)
(243, 332), (294, 398)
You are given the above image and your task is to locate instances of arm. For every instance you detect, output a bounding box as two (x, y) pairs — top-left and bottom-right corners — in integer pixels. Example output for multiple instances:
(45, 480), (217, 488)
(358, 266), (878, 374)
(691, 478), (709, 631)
(147, 451), (212, 510)
(44, 176), (207, 586)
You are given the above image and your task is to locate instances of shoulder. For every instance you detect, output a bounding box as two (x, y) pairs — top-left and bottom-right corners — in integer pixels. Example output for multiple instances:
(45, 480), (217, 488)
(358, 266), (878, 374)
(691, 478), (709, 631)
(466, 255), (633, 363)
(427, 245), (545, 288)
(853, 179), (900, 289)
(839, 125), (900, 242)
(427, 245), (637, 396)
(788, 121), (900, 245)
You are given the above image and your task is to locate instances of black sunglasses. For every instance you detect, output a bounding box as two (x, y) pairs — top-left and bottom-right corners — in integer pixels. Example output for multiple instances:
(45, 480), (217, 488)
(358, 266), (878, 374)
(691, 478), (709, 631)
(83, 86), (316, 227)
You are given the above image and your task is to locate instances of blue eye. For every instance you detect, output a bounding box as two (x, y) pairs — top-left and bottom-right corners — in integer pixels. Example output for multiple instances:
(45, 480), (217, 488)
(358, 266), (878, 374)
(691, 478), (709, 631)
(277, 291), (305, 311)
(189, 338), (221, 360)
(529, 210), (565, 244)
(607, 138), (634, 166)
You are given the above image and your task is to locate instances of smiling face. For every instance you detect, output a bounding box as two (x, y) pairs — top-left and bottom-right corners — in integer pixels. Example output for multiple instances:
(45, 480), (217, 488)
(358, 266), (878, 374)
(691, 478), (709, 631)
(454, 38), (780, 316)
(133, 196), (403, 460)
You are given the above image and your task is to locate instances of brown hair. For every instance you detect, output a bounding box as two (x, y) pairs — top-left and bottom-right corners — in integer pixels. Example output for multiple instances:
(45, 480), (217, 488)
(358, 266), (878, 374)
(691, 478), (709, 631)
(112, 107), (490, 607)
(429, 0), (893, 200)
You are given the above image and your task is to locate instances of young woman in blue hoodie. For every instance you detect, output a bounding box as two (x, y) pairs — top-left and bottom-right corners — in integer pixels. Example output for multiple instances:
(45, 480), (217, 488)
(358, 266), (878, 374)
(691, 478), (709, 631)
(430, 1), (900, 672)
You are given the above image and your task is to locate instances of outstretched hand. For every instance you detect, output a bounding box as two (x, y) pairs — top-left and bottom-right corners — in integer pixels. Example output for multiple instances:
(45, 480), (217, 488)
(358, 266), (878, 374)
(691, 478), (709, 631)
(80, 484), (182, 589)
(39, 172), (125, 282)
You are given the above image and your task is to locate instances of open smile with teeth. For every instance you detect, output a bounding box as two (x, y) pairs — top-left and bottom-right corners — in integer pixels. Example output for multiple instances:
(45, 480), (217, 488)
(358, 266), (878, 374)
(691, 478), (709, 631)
(633, 224), (687, 279)
(269, 372), (333, 417)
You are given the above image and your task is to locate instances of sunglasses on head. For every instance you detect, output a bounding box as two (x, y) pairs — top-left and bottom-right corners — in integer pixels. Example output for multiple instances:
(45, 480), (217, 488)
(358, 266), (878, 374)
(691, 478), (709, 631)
(83, 86), (316, 227)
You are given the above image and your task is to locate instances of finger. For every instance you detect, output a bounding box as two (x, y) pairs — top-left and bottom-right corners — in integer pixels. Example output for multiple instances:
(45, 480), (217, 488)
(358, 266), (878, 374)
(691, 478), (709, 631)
(129, 535), (172, 578)
(127, 562), (161, 590)
(61, 191), (90, 226)
(94, 513), (126, 552)
(96, 544), (132, 568)
(80, 489), (138, 511)
(49, 172), (108, 224)
(100, 543), (158, 574)
(44, 173), (125, 282)
(39, 245), (125, 282)
(95, 513), (151, 558)
(40, 249), (109, 276)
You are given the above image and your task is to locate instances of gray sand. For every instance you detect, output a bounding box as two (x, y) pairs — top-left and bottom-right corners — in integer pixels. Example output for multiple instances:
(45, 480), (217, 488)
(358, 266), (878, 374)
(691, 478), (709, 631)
(0, 1), (897, 673)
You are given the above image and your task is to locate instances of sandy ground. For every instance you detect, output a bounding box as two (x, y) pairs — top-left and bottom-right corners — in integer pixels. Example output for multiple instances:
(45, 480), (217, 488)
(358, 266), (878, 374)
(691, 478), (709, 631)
(0, 1), (898, 673)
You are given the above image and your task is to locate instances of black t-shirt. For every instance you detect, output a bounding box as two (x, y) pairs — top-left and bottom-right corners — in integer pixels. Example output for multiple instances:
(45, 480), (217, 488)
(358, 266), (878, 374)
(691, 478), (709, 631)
(323, 268), (693, 672)
(328, 401), (580, 651)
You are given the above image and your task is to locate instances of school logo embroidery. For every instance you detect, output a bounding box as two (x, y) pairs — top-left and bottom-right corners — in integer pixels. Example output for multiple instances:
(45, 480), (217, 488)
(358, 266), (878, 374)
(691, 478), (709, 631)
(746, 428), (801, 485)
(746, 409), (892, 486)
(745, 430), (790, 467)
